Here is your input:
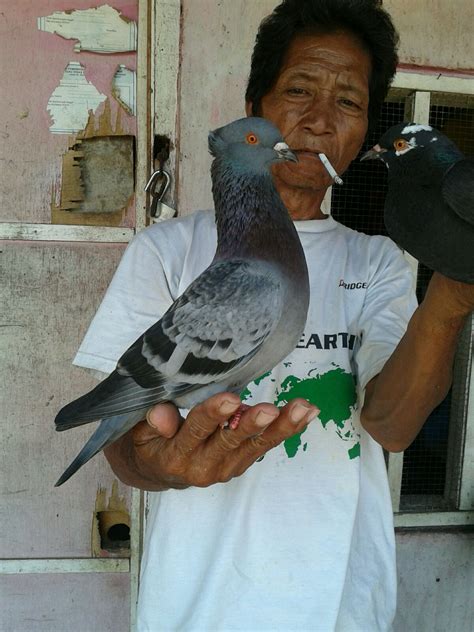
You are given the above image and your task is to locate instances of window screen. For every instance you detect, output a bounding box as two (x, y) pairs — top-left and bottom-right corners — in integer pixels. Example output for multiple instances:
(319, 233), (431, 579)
(331, 90), (473, 512)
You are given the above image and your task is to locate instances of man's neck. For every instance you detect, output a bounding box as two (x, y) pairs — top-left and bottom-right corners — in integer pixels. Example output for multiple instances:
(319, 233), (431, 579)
(276, 184), (329, 221)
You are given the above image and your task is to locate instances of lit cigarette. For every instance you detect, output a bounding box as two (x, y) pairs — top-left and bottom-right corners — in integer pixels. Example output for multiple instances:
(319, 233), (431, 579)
(318, 153), (343, 185)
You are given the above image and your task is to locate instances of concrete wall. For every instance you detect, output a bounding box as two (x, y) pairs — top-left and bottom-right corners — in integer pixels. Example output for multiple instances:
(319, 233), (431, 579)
(386, 0), (474, 70)
(394, 531), (474, 631)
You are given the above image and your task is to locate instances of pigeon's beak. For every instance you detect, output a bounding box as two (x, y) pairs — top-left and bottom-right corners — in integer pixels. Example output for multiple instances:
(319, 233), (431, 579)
(360, 144), (387, 162)
(273, 142), (298, 163)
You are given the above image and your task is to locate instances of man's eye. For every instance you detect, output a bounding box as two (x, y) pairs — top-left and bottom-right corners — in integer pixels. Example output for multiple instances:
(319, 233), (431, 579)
(340, 98), (361, 109)
(287, 88), (308, 96)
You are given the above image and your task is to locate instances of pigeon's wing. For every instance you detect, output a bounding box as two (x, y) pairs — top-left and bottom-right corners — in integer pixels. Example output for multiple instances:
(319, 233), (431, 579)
(117, 258), (284, 389)
(442, 158), (474, 226)
(55, 259), (283, 430)
(55, 371), (172, 429)
(54, 260), (283, 428)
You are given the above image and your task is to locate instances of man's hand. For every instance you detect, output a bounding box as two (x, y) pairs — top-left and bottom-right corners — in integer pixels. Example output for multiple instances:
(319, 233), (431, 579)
(104, 393), (319, 491)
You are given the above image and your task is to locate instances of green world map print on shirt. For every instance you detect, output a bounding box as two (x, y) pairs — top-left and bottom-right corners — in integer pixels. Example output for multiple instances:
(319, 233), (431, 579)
(240, 366), (360, 460)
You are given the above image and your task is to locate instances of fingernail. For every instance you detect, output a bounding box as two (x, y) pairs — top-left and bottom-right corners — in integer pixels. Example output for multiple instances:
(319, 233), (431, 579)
(307, 408), (320, 422)
(145, 408), (158, 429)
(255, 410), (278, 428)
(290, 403), (317, 424)
(219, 399), (240, 415)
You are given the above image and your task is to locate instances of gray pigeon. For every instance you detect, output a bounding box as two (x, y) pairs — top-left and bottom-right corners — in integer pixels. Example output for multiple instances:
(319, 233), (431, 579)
(55, 117), (310, 486)
(361, 122), (474, 283)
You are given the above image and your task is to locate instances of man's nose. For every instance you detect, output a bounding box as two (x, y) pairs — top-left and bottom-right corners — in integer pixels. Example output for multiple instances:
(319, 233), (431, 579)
(300, 96), (334, 135)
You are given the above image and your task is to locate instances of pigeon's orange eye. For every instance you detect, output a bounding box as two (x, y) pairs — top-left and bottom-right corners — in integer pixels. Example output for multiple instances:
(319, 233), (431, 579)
(246, 133), (259, 145)
(394, 139), (408, 151)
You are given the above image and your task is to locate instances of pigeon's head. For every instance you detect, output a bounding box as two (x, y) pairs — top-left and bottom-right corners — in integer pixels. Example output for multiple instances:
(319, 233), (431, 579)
(209, 117), (297, 175)
(360, 122), (446, 170)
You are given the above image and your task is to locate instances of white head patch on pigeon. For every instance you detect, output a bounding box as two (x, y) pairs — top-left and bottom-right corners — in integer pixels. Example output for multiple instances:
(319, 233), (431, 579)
(401, 124), (433, 134)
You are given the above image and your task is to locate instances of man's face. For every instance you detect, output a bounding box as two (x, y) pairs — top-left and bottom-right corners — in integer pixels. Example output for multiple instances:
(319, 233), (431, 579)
(248, 31), (371, 195)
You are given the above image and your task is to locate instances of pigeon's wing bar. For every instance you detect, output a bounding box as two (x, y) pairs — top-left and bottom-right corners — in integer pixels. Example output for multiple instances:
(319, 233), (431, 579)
(442, 158), (474, 226)
(117, 258), (284, 388)
(54, 371), (174, 429)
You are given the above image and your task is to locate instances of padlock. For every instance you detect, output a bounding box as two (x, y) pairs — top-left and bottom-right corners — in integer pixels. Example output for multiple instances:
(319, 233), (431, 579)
(151, 199), (176, 222)
(145, 169), (176, 222)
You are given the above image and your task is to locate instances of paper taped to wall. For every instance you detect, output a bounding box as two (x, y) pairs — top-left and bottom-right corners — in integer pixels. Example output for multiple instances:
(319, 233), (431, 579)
(112, 65), (136, 116)
(47, 62), (107, 134)
(37, 5), (137, 53)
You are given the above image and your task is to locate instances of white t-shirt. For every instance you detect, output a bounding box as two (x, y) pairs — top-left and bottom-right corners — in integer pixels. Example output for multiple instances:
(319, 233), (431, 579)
(75, 210), (417, 631)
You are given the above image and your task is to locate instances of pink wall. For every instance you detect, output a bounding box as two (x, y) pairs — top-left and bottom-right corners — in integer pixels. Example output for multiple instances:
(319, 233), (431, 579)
(1, 1), (138, 225)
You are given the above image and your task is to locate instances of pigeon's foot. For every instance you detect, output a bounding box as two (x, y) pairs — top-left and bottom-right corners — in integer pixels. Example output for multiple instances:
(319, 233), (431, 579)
(223, 403), (250, 430)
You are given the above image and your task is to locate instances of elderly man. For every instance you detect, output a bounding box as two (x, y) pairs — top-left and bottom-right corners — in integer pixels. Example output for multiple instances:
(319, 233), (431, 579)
(75, 0), (474, 629)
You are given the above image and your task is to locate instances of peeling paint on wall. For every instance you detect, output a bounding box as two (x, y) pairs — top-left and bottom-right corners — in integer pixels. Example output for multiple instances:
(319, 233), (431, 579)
(37, 5), (137, 53)
(59, 135), (134, 213)
(47, 62), (107, 134)
(83, 98), (127, 138)
(51, 101), (135, 226)
(57, 100), (135, 214)
(112, 65), (137, 116)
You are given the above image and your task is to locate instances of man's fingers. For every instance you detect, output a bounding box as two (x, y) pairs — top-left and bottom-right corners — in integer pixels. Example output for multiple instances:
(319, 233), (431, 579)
(206, 402), (280, 457)
(233, 399), (319, 463)
(146, 402), (182, 438)
(175, 392), (242, 453)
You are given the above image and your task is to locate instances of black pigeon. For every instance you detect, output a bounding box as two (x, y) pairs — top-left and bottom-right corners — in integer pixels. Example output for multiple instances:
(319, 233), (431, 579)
(361, 122), (474, 283)
(54, 117), (309, 486)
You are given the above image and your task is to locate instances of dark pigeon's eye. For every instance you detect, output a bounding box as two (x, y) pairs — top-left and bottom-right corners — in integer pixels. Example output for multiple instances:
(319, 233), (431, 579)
(246, 133), (259, 145)
(394, 139), (408, 151)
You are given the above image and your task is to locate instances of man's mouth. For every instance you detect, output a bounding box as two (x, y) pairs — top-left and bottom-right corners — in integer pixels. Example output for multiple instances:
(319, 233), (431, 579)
(289, 150), (343, 185)
(294, 150), (325, 160)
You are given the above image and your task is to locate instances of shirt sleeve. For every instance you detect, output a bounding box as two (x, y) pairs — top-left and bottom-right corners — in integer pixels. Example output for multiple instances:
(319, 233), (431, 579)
(73, 223), (187, 374)
(354, 238), (418, 390)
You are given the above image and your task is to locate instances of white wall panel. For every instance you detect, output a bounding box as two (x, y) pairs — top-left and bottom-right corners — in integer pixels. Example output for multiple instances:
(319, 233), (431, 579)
(395, 531), (474, 631)
(0, 572), (129, 632)
(0, 241), (131, 558)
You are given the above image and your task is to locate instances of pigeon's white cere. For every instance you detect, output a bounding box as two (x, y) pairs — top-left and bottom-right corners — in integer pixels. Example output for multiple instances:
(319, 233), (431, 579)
(273, 141), (290, 152)
(430, 137), (438, 142)
(396, 137), (417, 156)
(401, 124), (433, 134)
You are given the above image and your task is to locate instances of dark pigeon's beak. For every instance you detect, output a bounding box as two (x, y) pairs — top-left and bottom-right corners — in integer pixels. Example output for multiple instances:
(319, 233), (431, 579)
(273, 142), (298, 163)
(360, 144), (387, 162)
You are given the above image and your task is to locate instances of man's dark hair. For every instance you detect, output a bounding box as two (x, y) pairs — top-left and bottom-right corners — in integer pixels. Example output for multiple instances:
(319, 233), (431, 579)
(245, 0), (399, 131)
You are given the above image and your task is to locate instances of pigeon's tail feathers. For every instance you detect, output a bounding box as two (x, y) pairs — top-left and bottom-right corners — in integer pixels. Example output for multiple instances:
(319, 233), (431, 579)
(442, 158), (474, 226)
(55, 408), (148, 486)
(55, 371), (168, 431)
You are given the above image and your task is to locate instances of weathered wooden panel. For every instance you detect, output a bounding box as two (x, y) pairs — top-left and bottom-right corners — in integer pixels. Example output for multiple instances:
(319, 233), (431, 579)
(0, 572), (129, 632)
(0, 241), (131, 558)
(395, 531), (474, 631)
(0, 0), (137, 225)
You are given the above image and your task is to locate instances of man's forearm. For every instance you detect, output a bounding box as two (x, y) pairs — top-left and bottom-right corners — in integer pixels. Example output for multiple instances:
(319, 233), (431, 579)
(361, 273), (472, 452)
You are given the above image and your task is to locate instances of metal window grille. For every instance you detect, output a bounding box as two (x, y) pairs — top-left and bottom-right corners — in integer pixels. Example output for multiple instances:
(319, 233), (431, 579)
(331, 89), (474, 514)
